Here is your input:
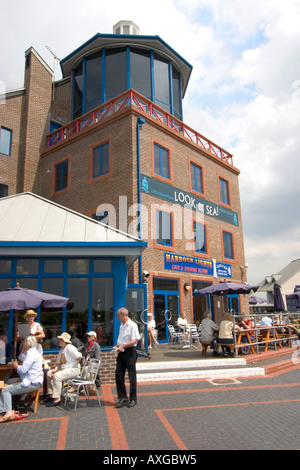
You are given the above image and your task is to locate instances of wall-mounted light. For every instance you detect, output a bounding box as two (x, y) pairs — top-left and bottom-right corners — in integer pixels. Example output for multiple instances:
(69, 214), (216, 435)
(184, 282), (191, 291)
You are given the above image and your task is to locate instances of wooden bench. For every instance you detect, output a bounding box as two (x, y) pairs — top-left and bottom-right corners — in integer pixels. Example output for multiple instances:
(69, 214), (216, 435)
(218, 343), (235, 355)
(28, 386), (43, 413)
(201, 342), (211, 356)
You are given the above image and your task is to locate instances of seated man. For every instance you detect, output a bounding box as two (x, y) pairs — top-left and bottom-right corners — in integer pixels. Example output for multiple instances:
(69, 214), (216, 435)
(177, 312), (188, 330)
(200, 310), (219, 355)
(0, 335), (43, 422)
(45, 332), (82, 407)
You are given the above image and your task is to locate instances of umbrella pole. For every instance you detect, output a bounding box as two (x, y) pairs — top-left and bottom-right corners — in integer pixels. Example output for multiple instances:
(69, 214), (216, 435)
(13, 310), (18, 361)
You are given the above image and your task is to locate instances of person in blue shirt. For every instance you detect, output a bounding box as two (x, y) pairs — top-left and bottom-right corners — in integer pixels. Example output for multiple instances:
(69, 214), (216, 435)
(0, 335), (43, 423)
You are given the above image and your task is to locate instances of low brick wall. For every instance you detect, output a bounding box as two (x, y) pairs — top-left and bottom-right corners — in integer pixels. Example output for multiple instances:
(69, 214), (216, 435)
(44, 350), (117, 385)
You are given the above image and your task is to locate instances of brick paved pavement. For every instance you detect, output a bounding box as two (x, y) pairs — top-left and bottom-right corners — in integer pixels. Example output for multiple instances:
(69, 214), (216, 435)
(1, 354), (300, 452)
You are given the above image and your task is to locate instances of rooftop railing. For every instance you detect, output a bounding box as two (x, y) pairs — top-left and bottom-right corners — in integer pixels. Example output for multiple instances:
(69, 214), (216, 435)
(47, 90), (233, 165)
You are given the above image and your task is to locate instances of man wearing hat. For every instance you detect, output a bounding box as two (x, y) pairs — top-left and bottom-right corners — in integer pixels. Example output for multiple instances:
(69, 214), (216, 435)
(44, 332), (82, 407)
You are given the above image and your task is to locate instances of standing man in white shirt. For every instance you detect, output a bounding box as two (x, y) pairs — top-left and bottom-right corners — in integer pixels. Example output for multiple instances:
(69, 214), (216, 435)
(115, 307), (141, 408)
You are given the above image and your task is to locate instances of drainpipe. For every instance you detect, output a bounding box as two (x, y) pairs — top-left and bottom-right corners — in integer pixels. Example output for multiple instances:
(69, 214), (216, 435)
(136, 117), (146, 284)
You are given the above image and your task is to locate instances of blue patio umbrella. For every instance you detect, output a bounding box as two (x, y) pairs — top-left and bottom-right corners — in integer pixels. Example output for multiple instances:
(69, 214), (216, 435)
(273, 282), (285, 312)
(0, 284), (69, 359)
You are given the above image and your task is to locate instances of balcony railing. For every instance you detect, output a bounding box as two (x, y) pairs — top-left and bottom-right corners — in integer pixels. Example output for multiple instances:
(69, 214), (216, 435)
(47, 90), (233, 165)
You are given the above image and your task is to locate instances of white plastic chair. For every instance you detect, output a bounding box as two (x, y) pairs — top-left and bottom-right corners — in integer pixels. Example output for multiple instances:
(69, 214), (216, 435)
(64, 358), (102, 411)
(186, 324), (201, 345)
(168, 325), (182, 343)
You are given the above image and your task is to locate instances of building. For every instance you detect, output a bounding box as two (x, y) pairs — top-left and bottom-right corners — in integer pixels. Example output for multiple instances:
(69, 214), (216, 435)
(0, 21), (248, 346)
(253, 259), (300, 313)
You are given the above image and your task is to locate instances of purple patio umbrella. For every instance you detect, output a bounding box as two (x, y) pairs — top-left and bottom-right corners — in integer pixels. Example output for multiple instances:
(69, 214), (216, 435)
(273, 282), (285, 312)
(0, 284), (69, 359)
(198, 281), (258, 296)
(197, 281), (258, 312)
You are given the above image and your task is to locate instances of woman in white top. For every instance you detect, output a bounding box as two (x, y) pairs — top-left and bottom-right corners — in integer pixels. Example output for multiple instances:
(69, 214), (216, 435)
(147, 313), (158, 349)
(217, 314), (240, 356)
(24, 310), (45, 341)
(45, 332), (82, 407)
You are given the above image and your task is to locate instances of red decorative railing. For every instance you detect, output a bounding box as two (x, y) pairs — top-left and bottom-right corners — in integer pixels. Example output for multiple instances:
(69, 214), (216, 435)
(47, 90), (233, 165)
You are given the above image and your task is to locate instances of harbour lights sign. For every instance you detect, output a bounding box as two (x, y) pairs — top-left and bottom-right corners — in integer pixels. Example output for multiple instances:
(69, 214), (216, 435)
(164, 253), (232, 278)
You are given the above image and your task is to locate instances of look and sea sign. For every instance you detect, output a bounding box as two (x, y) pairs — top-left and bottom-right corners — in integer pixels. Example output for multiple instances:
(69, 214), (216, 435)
(141, 175), (239, 226)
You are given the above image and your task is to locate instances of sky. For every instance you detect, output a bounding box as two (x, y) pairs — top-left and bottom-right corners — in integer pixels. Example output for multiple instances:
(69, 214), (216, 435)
(1, 0), (300, 285)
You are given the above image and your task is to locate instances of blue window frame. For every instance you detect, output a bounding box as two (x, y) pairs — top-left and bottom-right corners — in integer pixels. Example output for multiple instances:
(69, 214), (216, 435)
(93, 142), (109, 178)
(55, 160), (68, 192)
(191, 163), (203, 194)
(0, 184), (8, 198)
(92, 210), (109, 224)
(0, 127), (12, 156)
(154, 144), (170, 179)
(223, 231), (234, 259)
(194, 222), (206, 254)
(219, 177), (230, 205)
(156, 211), (172, 246)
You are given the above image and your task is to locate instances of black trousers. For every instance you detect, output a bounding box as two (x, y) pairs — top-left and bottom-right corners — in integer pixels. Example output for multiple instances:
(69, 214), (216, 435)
(115, 347), (137, 401)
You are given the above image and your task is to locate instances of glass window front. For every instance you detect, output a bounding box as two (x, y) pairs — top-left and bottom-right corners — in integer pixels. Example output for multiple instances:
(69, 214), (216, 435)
(71, 47), (183, 120)
(156, 210), (172, 246)
(223, 231), (234, 259)
(0, 127), (12, 156)
(86, 52), (103, 112)
(55, 161), (68, 192)
(191, 163), (203, 194)
(153, 54), (170, 113)
(0, 257), (116, 353)
(0, 184), (8, 198)
(73, 64), (83, 119)
(93, 142), (109, 177)
(130, 49), (151, 98)
(154, 144), (170, 179)
(219, 178), (230, 205)
(106, 49), (127, 99)
(194, 222), (206, 254)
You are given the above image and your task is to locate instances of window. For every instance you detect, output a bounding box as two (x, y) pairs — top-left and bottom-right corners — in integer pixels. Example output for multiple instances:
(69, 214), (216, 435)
(55, 160), (68, 192)
(154, 144), (170, 179)
(92, 210), (109, 225)
(93, 142), (109, 178)
(223, 231), (234, 259)
(219, 177), (230, 205)
(156, 210), (172, 246)
(190, 163), (203, 194)
(0, 127), (12, 156)
(194, 222), (207, 254)
(0, 184), (8, 198)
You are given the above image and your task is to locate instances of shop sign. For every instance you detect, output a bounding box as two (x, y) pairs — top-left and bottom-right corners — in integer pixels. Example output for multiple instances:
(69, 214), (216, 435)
(141, 175), (239, 226)
(164, 253), (232, 278)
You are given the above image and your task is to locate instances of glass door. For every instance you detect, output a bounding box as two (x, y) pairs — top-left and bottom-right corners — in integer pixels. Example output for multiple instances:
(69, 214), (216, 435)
(152, 278), (179, 343)
(153, 293), (179, 342)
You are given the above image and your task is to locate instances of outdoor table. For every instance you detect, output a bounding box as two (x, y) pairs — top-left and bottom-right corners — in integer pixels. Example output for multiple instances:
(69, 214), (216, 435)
(182, 326), (197, 350)
(236, 330), (255, 354)
(258, 327), (282, 352)
(0, 364), (15, 380)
